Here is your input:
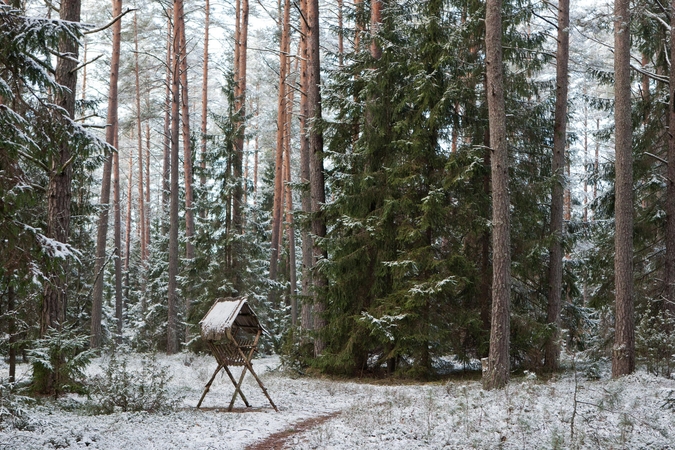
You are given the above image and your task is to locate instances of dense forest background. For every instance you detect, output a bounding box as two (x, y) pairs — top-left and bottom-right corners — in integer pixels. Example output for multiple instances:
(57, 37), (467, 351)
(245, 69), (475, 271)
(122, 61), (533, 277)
(2, 0), (675, 395)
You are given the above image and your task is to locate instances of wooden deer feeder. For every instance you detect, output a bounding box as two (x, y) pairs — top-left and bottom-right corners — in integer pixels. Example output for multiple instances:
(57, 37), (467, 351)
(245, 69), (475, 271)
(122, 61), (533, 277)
(196, 297), (278, 411)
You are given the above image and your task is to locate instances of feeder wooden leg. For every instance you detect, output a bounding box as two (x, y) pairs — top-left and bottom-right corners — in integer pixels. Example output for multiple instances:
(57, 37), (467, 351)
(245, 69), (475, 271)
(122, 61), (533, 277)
(223, 365), (251, 407)
(243, 360), (279, 412)
(228, 365), (249, 412)
(197, 363), (223, 409)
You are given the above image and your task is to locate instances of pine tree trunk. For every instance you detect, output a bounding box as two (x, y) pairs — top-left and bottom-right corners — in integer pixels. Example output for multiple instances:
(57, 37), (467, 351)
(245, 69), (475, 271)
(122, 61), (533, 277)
(233, 0), (248, 236)
(337, 0), (343, 66)
(544, 0), (569, 373)
(299, 0), (313, 330)
(269, 0), (290, 291)
(483, 0), (510, 390)
(8, 282), (16, 383)
(113, 135), (123, 343)
(612, 0), (634, 378)
(354, 0), (363, 51)
(133, 12), (146, 262)
(41, 0), (81, 341)
(254, 92), (260, 205)
(200, 0), (210, 189)
(145, 119), (151, 255)
(284, 71), (297, 325)
(167, 0), (182, 355)
(370, 0), (382, 59)
(162, 13), (172, 213)
(665, 0), (675, 320)
(124, 147), (132, 272)
(176, 0), (194, 260)
(480, 127), (491, 338)
(81, 38), (87, 101)
(307, 0), (327, 356)
(91, 0), (122, 349)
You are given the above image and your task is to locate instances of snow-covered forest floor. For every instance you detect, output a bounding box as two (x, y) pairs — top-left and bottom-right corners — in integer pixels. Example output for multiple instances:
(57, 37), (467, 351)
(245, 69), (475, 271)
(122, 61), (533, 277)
(2, 353), (674, 449)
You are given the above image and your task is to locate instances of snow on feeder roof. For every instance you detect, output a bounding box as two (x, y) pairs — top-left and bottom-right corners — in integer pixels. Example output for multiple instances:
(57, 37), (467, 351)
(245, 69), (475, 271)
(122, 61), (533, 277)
(199, 297), (261, 341)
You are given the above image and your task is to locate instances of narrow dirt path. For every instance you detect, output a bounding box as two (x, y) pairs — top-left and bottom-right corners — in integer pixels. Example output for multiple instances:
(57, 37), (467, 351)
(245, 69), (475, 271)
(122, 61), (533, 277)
(245, 411), (342, 450)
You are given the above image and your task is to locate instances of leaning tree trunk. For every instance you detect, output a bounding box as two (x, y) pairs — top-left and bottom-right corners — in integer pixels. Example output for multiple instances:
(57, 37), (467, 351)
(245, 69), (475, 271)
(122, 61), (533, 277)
(483, 0), (510, 390)
(91, 0), (122, 349)
(612, 0), (635, 378)
(544, 0), (569, 373)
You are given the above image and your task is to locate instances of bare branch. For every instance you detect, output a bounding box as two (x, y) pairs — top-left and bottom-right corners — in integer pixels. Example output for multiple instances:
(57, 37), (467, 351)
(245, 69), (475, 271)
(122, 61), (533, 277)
(70, 53), (103, 74)
(84, 8), (137, 35)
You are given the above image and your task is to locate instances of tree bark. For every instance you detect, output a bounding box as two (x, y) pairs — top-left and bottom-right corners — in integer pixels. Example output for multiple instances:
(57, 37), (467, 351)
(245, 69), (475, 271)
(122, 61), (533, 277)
(145, 119), (151, 256)
(124, 146), (132, 272)
(200, 0), (210, 189)
(167, 0), (182, 355)
(285, 65), (297, 325)
(483, 0), (510, 390)
(176, 0), (195, 260)
(91, 0), (122, 349)
(544, 0), (569, 373)
(8, 282), (16, 383)
(113, 135), (123, 343)
(41, 0), (81, 339)
(307, 0), (327, 356)
(370, 0), (382, 59)
(612, 0), (634, 377)
(299, 0), (313, 330)
(232, 0), (248, 236)
(133, 12), (146, 262)
(269, 0), (290, 291)
(337, 0), (343, 66)
(162, 13), (172, 213)
(665, 0), (675, 320)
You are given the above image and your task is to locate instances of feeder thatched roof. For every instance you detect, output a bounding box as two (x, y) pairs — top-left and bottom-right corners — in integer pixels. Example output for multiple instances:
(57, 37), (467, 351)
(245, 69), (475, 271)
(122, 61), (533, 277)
(200, 297), (261, 341)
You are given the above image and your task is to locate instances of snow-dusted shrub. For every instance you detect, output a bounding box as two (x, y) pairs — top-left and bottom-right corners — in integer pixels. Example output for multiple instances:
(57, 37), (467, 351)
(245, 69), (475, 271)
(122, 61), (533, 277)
(0, 382), (30, 430)
(87, 353), (180, 414)
(29, 328), (94, 397)
(636, 311), (675, 377)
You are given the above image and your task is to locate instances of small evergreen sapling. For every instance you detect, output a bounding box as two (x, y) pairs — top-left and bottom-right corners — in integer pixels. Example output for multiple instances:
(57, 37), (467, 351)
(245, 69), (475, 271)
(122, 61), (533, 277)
(29, 328), (94, 398)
